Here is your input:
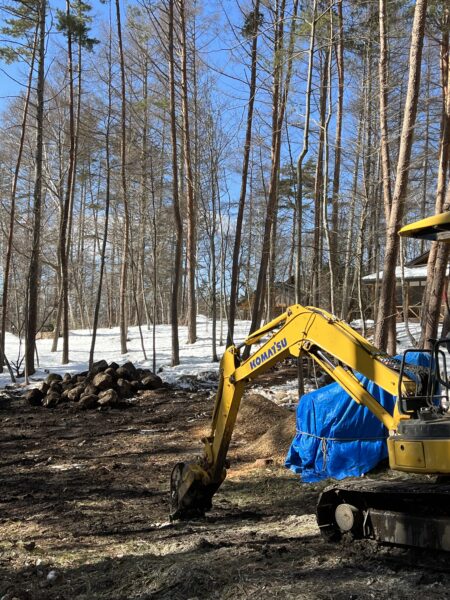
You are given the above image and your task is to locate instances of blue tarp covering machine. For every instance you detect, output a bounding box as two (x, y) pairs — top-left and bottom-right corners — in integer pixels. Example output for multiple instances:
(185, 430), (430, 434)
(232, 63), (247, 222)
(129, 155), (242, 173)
(286, 352), (431, 482)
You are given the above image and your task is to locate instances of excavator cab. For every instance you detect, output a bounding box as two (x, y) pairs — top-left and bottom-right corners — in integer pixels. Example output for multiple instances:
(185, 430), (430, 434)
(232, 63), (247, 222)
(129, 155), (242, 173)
(395, 212), (450, 423)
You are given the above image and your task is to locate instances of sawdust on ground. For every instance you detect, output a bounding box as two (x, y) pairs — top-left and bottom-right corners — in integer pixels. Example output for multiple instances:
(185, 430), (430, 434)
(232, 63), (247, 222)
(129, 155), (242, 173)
(190, 392), (297, 467)
(230, 393), (296, 465)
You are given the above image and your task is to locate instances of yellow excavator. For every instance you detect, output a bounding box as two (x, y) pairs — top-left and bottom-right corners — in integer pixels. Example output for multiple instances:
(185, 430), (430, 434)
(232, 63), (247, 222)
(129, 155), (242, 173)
(170, 211), (450, 552)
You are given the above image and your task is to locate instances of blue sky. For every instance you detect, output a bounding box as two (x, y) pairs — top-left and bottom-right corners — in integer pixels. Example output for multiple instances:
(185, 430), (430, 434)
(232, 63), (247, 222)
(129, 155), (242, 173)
(0, 0), (110, 108)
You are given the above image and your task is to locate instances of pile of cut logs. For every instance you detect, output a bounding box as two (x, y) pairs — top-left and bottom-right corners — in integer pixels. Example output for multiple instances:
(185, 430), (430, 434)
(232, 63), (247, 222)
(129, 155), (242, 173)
(25, 360), (163, 409)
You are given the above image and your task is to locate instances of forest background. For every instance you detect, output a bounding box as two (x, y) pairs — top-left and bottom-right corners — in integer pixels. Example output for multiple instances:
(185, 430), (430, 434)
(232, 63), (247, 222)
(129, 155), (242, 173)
(0, 0), (448, 377)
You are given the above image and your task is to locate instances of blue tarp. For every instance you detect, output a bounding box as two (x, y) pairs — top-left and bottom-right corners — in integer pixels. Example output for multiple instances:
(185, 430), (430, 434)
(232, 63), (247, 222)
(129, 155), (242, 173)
(285, 352), (430, 482)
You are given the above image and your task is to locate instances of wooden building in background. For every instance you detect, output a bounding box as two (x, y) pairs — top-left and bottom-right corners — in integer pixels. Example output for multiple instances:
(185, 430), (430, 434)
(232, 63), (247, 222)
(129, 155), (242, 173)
(362, 252), (449, 321)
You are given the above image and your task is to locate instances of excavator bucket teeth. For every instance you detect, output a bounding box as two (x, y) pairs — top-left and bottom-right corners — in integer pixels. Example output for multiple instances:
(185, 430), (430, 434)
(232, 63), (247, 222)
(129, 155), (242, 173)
(169, 461), (216, 521)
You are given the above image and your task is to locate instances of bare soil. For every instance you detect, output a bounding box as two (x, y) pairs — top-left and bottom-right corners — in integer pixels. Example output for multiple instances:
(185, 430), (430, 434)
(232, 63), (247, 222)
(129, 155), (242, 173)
(1, 380), (450, 600)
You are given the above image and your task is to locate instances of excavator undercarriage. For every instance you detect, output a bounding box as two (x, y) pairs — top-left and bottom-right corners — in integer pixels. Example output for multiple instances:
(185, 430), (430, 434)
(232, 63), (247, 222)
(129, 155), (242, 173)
(317, 478), (450, 551)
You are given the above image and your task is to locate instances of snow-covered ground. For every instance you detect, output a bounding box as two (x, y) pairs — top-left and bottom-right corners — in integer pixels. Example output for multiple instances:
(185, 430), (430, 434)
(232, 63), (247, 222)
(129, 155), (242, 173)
(251, 379), (315, 410)
(396, 321), (423, 351)
(0, 316), (251, 389)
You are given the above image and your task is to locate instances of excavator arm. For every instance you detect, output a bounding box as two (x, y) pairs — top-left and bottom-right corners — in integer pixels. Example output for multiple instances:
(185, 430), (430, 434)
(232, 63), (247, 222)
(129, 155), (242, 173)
(170, 304), (417, 520)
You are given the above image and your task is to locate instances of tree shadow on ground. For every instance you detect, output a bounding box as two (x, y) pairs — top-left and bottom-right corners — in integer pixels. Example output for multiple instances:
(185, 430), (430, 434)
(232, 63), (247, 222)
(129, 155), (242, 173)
(2, 531), (448, 600)
(0, 536), (387, 600)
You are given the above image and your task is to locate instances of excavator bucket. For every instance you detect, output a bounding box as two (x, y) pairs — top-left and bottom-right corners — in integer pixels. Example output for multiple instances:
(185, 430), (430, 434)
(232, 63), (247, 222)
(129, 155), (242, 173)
(399, 211), (450, 242)
(170, 461), (225, 520)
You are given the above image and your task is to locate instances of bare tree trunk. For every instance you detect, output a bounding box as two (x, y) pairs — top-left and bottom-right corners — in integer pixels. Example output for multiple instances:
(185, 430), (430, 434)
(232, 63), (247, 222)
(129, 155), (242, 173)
(179, 0), (197, 344)
(25, 0), (46, 378)
(421, 41), (431, 255)
(89, 26), (113, 370)
(378, 0), (396, 352)
(355, 197), (369, 337)
(330, 0), (343, 266)
(378, 0), (393, 224)
(295, 0), (317, 303)
(245, 0), (298, 350)
(267, 210), (278, 320)
(323, 16), (334, 313)
(51, 289), (62, 352)
(65, 33), (83, 318)
(138, 56), (149, 330)
(168, 0), (183, 366)
(63, 20), (84, 351)
(400, 237), (417, 346)
(59, 0), (76, 365)
(285, 123), (296, 282)
(420, 13), (450, 346)
(116, 0), (130, 355)
(267, 0), (300, 321)
(0, 23), (37, 372)
(374, 0), (428, 353)
(341, 106), (363, 320)
(227, 0), (261, 347)
(131, 263), (147, 360)
(149, 133), (164, 372)
(219, 229), (225, 346)
(211, 156), (219, 362)
(312, 48), (330, 306)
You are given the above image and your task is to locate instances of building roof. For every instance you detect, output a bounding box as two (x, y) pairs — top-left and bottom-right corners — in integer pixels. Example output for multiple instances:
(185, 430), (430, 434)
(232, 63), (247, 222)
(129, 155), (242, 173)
(406, 250), (429, 267)
(362, 265), (449, 283)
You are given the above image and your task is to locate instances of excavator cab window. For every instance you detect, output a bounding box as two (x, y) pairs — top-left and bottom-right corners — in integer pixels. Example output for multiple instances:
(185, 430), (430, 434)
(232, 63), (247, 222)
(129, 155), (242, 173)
(398, 348), (437, 416)
(398, 343), (450, 416)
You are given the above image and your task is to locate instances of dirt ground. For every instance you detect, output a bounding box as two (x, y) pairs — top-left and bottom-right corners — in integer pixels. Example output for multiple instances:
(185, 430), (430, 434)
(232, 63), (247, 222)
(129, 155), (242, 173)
(2, 376), (450, 600)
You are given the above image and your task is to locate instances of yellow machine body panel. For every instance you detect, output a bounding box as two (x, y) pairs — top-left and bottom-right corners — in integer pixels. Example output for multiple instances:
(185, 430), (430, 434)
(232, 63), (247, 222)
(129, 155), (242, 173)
(399, 211), (450, 242)
(390, 440), (425, 469)
(388, 438), (450, 473)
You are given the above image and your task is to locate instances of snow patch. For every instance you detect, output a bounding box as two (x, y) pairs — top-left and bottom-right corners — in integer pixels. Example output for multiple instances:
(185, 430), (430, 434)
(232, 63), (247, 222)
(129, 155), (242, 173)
(0, 318), (251, 389)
